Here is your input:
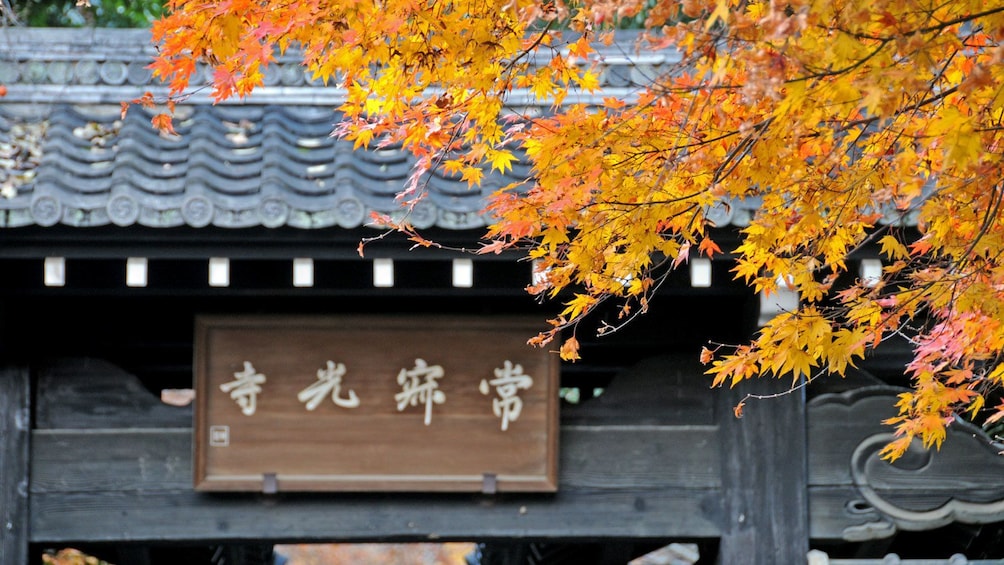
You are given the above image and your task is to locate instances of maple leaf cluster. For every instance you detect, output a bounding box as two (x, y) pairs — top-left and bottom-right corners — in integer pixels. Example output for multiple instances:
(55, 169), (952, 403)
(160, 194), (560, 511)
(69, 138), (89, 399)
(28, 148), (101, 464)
(150, 0), (1004, 459)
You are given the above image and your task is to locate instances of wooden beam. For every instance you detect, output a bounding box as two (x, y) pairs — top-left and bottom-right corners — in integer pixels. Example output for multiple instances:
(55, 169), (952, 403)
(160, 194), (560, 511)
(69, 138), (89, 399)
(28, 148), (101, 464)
(0, 366), (30, 565)
(29, 426), (721, 543)
(30, 355), (726, 544)
(35, 358), (190, 430)
(32, 488), (718, 543)
(715, 380), (809, 564)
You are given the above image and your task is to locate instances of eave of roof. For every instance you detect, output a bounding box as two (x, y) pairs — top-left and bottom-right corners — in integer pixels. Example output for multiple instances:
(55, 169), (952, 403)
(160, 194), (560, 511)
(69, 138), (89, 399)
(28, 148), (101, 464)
(0, 29), (687, 230)
(0, 29), (915, 231)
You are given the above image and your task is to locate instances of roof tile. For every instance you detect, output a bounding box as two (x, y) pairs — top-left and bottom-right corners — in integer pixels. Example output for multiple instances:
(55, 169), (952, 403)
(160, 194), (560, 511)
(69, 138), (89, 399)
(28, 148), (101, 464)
(1, 29), (915, 230)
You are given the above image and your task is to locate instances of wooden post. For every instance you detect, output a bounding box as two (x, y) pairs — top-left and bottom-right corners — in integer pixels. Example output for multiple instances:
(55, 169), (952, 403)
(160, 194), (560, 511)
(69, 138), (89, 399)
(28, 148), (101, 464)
(716, 378), (808, 564)
(0, 366), (30, 565)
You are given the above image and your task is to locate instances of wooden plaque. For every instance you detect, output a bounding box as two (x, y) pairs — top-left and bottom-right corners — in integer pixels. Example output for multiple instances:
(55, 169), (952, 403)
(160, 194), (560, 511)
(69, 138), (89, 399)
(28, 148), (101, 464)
(194, 315), (559, 492)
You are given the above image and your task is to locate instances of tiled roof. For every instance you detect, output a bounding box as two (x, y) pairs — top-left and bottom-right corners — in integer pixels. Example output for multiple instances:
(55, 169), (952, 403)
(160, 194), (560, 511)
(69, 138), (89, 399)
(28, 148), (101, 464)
(1, 101), (534, 229)
(0, 29), (692, 230)
(0, 29), (909, 230)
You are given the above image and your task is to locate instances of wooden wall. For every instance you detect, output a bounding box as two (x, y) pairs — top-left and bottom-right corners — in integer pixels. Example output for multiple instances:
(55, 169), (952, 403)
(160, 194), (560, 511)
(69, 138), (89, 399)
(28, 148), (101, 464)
(0, 366), (30, 565)
(28, 357), (725, 544)
(21, 354), (811, 564)
(9, 355), (1004, 564)
(18, 358), (1004, 561)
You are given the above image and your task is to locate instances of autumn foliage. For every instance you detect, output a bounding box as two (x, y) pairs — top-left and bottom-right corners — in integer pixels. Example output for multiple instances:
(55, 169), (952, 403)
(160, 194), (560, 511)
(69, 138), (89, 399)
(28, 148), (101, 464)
(41, 548), (112, 565)
(149, 0), (1004, 459)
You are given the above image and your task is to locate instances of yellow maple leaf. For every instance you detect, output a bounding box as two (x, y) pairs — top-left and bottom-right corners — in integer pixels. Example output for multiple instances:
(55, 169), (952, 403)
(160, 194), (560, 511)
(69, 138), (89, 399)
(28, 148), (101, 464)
(149, 0), (1004, 462)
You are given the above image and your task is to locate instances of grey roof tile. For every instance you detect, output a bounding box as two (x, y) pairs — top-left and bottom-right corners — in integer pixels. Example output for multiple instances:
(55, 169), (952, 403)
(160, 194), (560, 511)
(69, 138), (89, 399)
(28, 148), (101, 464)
(1, 101), (522, 229)
(0, 28), (918, 230)
(0, 28), (682, 230)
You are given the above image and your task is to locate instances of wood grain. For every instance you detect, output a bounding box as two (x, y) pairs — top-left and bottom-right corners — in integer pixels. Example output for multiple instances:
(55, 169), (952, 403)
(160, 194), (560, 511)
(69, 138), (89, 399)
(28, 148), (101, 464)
(194, 315), (560, 492)
(0, 366), (30, 565)
(29, 426), (721, 543)
(27, 353), (1004, 556)
(35, 358), (190, 430)
(715, 379), (809, 565)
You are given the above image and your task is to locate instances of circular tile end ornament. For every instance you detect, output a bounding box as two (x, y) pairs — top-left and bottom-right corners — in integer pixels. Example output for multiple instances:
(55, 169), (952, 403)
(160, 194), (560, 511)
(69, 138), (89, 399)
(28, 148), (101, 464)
(335, 196), (366, 228)
(408, 199), (438, 230)
(31, 195), (62, 227)
(258, 197), (290, 228)
(182, 196), (214, 228)
(107, 194), (140, 226)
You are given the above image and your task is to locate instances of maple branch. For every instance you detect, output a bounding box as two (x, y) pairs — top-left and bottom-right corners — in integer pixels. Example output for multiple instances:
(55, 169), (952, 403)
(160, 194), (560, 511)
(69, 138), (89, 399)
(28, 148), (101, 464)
(711, 117), (773, 186)
(595, 257), (678, 338)
(792, 37), (893, 83)
(812, 81), (962, 142)
(731, 372), (820, 419)
(833, 5), (1004, 42)
(502, 19), (555, 73)
(955, 180), (1004, 266)
(591, 197), (703, 211)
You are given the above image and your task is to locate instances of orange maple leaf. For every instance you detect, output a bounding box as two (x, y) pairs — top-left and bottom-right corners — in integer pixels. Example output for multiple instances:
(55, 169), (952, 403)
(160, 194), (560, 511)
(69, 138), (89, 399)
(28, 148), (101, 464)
(132, 91), (155, 109)
(151, 113), (177, 135)
(909, 239), (934, 255)
(700, 346), (715, 365)
(733, 400), (746, 419)
(603, 97), (626, 109)
(559, 336), (580, 362)
(698, 237), (722, 258)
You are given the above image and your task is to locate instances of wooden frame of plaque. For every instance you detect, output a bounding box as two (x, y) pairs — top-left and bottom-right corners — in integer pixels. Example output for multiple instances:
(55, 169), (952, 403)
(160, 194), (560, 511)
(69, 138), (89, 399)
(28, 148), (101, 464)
(194, 315), (559, 492)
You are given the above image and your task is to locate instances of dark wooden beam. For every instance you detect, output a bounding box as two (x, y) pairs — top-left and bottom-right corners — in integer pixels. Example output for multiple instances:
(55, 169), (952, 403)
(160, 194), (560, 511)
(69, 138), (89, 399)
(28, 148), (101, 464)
(29, 355), (726, 544)
(29, 426), (721, 543)
(715, 379), (809, 564)
(35, 358), (190, 430)
(0, 366), (30, 565)
(25, 354), (1004, 556)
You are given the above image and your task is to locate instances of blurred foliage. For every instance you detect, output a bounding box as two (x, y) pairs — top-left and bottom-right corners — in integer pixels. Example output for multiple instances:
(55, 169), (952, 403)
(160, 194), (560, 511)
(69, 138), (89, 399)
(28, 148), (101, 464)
(14, 0), (162, 27)
(11, 0), (653, 30)
(41, 548), (113, 565)
(275, 543), (475, 565)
